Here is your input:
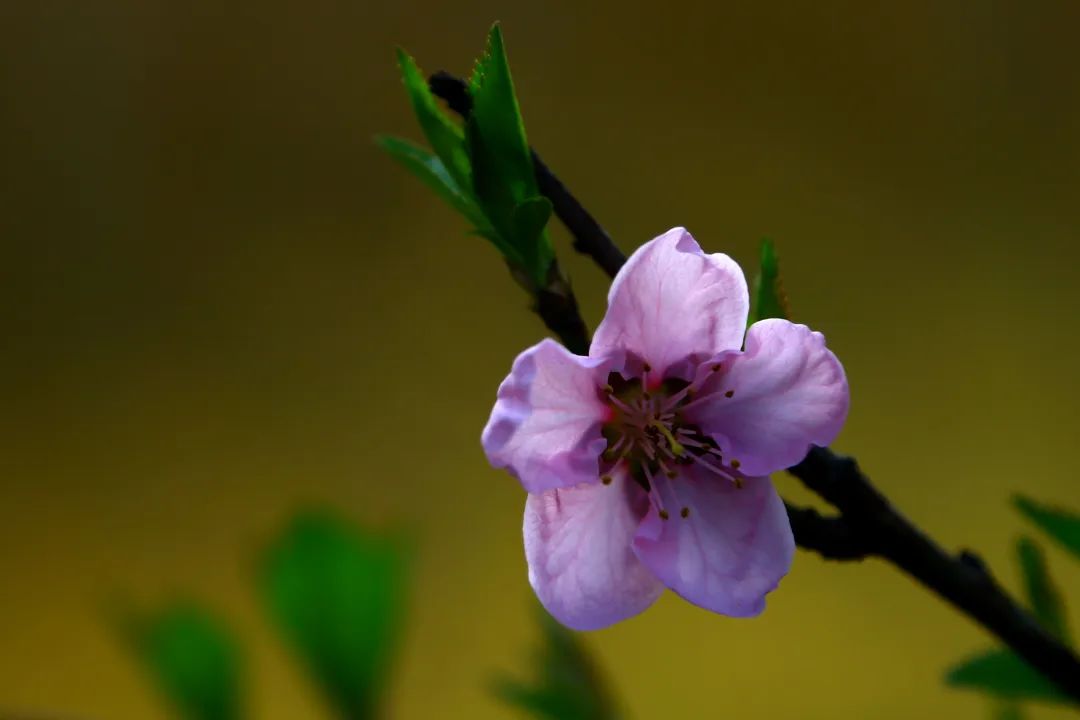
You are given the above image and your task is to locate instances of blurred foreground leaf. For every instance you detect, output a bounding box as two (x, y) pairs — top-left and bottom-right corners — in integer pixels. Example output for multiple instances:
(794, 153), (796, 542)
(749, 238), (788, 325)
(1014, 495), (1080, 563)
(119, 602), (241, 720)
(994, 703), (1024, 720)
(1016, 536), (1070, 642)
(260, 510), (410, 720)
(493, 608), (620, 720)
(945, 649), (1068, 704)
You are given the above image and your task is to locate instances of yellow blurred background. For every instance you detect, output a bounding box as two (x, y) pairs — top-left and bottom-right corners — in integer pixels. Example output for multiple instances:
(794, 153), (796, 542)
(3, 1), (1080, 717)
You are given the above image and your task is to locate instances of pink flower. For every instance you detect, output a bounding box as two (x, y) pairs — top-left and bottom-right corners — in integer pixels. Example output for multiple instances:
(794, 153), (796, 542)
(482, 228), (849, 630)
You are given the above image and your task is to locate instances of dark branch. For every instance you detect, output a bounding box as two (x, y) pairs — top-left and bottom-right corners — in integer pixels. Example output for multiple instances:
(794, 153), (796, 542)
(535, 262), (590, 356)
(783, 502), (872, 561)
(431, 71), (1080, 701)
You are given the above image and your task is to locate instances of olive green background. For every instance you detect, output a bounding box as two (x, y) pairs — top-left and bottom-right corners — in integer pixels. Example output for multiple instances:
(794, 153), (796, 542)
(3, 1), (1080, 718)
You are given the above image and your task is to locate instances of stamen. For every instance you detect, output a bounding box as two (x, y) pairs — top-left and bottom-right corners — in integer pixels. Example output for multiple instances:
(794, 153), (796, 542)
(605, 434), (637, 464)
(604, 435), (627, 457)
(656, 456), (678, 479)
(601, 474), (613, 485)
(607, 394), (636, 414)
(652, 468), (692, 524)
(687, 453), (732, 478)
(673, 432), (708, 449)
(724, 390), (734, 398)
(658, 383), (695, 411)
(642, 465), (669, 521)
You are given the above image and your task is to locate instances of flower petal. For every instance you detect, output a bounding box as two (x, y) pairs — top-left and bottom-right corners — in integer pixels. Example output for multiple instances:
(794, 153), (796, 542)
(632, 473), (794, 617)
(482, 338), (611, 493)
(687, 319), (849, 477)
(525, 469), (664, 630)
(590, 227), (749, 376)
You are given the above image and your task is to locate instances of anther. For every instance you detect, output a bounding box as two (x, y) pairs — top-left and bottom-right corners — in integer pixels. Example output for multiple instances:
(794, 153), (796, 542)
(724, 390), (734, 398)
(601, 475), (613, 485)
(734, 477), (744, 489)
(680, 507), (690, 518)
(659, 509), (670, 520)
(643, 362), (652, 372)
(603, 384), (614, 394)
(730, 459), (741, 469)
(711, 363), (722, 372)
(665, 469), (677, 479)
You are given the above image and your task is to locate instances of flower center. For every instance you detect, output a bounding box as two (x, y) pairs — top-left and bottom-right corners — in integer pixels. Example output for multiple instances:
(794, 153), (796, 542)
(599, 363), (746, 520)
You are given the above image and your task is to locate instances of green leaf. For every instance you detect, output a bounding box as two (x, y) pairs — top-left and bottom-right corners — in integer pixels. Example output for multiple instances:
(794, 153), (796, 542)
(513, 196), (554, 279)
(120, 602), (241, 720)
(259, 510), (410, 720)
(466, 23), (551, 287)
(493, 607), (620, 720)
(395, 48), (471, 192)
(375, 135), (493, 235)
(1016, 536), (1070, 642)
(945, 649), (1069, 704)
(749, 238), (788, 325)
(1014, 495), (1080, 563)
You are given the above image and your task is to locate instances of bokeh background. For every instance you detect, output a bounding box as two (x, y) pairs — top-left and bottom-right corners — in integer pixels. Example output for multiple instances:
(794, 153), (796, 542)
(3, 1), (1080, 717)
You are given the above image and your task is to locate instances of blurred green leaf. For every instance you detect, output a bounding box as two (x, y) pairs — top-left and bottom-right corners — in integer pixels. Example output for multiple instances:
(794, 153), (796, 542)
(493, 608), (620, 720)
(260, 510), (410, 720)
(394, 48), (472, 192)
(749, 238), (788, 325)
(945, 649), (1069, 704)
(994, 703), (1024, 720)
(466, 23), (552, 287)
(120, 602), (241, 720)
(1016, 536), (1070, 643)
(1014, 495), (1080, 562)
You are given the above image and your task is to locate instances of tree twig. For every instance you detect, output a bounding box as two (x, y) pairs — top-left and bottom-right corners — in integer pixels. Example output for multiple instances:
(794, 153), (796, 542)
(430, 71), (1080, 702)
(783, 502), (872, 561)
